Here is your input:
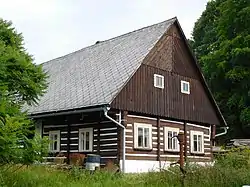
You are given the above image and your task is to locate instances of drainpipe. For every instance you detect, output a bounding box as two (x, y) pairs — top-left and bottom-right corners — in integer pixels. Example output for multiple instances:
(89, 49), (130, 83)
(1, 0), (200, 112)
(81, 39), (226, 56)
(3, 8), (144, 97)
(103, 108), (126, 173)
(215, 127), (229, 137)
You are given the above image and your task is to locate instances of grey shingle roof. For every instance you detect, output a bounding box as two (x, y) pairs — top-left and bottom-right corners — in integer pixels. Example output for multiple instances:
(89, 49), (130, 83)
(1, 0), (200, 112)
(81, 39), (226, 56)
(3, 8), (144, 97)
(27, 18), (176, 115)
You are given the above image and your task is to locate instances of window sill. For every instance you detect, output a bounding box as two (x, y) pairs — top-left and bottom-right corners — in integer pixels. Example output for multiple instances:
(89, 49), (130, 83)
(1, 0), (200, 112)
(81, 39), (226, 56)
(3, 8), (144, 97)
(134, 147), (152, 151)
(164, 150), (180, 153)
(190, 152), (205, 156)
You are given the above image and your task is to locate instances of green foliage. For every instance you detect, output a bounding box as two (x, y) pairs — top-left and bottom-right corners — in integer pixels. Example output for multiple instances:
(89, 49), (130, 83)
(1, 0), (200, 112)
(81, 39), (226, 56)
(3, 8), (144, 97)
(0, 18), (48, 165)
(190, 0), (250, 138)
(0, 18), (47, 105)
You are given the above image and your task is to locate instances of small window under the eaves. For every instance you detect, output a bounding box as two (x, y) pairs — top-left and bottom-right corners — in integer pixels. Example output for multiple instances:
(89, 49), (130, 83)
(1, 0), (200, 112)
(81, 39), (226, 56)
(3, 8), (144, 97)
(154, 74), (164, 89)
(181, 80), (190, 94)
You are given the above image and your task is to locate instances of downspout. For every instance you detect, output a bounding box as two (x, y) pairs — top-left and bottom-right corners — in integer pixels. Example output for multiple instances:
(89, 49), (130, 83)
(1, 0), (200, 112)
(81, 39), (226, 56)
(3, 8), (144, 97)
(103, 108), (126, 173)
(215, 127), (229, 137)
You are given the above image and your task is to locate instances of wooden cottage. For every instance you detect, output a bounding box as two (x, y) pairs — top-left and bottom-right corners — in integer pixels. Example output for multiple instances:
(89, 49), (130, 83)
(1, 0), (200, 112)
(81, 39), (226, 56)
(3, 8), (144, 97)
(28, 17), (227, 173)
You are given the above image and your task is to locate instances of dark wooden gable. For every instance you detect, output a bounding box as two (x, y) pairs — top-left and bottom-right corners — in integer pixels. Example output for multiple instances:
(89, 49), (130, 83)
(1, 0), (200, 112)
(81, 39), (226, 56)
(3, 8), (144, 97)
(111, 22), (221, 125)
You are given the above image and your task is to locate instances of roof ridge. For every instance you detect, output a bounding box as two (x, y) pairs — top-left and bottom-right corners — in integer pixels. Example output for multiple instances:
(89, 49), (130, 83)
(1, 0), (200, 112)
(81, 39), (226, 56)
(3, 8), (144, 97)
(40, 17), (177, 66)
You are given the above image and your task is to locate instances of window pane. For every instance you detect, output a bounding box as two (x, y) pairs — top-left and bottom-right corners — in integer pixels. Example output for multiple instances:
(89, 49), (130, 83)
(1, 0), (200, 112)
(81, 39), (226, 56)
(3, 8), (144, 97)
(86, 131), (90, 150)
(168, 131), (172, 149)
(193, 135), (198, 152)
(173, 132), (178, 150)
(144, 128), (149, 148)
(54, 134), (58, 140)
(138, 128), (143, 147)
(198, 135), (202, 152)
(82, 132), (85, 150)
(54, 141), (57, 150)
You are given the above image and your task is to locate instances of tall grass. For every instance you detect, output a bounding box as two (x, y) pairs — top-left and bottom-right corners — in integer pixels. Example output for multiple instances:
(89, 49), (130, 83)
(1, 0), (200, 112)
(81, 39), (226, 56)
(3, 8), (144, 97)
(1, 149), (250, 187)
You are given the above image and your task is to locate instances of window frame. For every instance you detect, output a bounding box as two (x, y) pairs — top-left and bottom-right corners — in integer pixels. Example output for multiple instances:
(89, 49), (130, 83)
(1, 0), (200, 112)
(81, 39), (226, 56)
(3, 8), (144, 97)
(190, 130), (204, 154)
(154, 74), (164, 89)
(181, 80), (190, 94)
(79, 128), (93, 152)
(48, 130), (60, 152)
(164, 127), (180, 152)
(134, 123), (152, 150)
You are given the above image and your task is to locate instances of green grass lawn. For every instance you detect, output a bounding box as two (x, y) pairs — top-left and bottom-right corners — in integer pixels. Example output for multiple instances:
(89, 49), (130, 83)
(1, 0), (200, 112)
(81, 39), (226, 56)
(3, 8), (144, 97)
(0, 164), (250, 187)
(1, 150), (250, 187)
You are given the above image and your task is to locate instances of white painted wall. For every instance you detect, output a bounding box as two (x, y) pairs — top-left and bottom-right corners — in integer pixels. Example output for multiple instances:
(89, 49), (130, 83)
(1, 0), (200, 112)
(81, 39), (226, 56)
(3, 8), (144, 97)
(120, 160), (214, 173)
(120, 160), (172, 173)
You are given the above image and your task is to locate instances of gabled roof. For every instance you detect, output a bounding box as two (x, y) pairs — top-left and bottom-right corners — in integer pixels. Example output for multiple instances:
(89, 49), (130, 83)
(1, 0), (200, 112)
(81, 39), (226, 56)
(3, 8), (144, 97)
(27, 17), (176, 115)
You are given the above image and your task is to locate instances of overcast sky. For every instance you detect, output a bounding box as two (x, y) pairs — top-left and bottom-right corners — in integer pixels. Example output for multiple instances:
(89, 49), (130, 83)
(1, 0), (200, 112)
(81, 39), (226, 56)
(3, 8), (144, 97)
(0, 0), (208, 64)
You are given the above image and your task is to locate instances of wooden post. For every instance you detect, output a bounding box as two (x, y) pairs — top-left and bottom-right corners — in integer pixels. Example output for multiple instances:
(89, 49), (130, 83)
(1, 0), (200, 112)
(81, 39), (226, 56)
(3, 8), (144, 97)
(66, 118), (70, 164)
(157, 118), (161, 169)
(184, 122), (187, 161)
(177, 132), (185, 187)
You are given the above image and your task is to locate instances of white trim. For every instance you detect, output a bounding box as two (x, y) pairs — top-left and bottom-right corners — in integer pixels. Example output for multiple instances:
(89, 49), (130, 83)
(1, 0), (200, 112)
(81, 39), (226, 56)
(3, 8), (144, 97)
(71, 131), (78, 134)
(126, 129), (133, 133)
(160, 155), (180, 158)
(61, 132), (67, 134)
(78, 128), (93, 152)
(134, 123), (152, 149)
(101, 143), (117, 146)
(100, 138), (117, 141)
(127, 124), (132, 127)
(187, 123), (210, 130)
(160, 119), (184, 124)
(100, 133), (117, 136)
(48, 130), (60, 152)
(61, 144), (67, 146)
(164, 127), (180, 152)
(61, 138), (67, 141)
(70, 144), (78, 146)
(181, 80), (190, 94)
(190, 130), (204, 154)
(126, 141), (133, 144)
(125, 153), (157, 157)
(100, 149), (117, 152)
(154, 74), (164, 89)
(100, 127), (117, 131)
(70, 137), (78, 140)
(101, 156), (117, 159)
(44, 125), (67, 128)
(127, 115), (157, 121)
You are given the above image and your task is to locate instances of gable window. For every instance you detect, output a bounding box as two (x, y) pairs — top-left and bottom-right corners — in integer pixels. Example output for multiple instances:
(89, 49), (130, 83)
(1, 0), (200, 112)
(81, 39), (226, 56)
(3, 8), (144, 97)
(190, 131), (204, 154)
(154, 74), (164, 89)
(49, 131), (60, 152)
(181, 80), (190, 94)
(134, 123), (152, 149)
(79, 128), (93, 152)
(164, 127), (179, 152)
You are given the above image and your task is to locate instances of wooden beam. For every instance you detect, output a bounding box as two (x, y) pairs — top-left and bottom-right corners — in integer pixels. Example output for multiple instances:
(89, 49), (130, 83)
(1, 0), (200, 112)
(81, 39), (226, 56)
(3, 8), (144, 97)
(184, 122), (187, 161)
(157, 118), (161, 163)
(66, 118), (70, 164)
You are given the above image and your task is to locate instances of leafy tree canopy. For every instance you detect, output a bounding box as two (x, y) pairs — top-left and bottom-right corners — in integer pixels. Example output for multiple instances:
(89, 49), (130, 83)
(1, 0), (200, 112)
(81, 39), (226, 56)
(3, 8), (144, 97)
(0, 18), (48, 164)
(0, 19), (47, 105)
(190, 0), (250, 138)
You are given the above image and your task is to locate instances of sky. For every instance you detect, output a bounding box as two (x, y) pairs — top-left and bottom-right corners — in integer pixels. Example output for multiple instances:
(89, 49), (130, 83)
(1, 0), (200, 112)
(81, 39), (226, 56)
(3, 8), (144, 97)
(0, 0), (208, 64)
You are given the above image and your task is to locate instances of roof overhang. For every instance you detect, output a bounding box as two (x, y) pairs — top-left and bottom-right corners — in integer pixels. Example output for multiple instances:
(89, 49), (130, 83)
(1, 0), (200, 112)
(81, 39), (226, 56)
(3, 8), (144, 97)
(30, 105), (108, 119)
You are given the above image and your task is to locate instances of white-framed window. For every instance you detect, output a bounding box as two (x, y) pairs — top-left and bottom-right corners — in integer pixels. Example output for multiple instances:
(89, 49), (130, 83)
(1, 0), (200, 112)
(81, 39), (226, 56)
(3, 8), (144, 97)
(79, 128), (93, 152)
(164, 127), (179, 152)
(49, 131), (60, 152)
(154, 74), (164, 89)
(190, 131), (204, 154)
(134, 123), (152, 149)
(181, 80), (190, 94)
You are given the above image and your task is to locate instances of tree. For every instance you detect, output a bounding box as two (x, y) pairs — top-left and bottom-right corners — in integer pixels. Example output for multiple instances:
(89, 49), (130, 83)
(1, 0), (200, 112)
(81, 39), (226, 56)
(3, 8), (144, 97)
(0, 19), (47, 105)
(190, 0), (250, 138)
(0, 18), (48, 165)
